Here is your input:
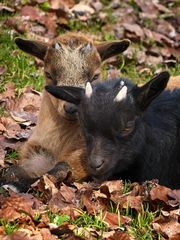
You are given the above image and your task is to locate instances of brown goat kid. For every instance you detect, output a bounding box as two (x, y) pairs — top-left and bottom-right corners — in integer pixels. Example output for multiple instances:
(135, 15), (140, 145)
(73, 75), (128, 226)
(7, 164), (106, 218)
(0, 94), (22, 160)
(0, 33), (130, 191)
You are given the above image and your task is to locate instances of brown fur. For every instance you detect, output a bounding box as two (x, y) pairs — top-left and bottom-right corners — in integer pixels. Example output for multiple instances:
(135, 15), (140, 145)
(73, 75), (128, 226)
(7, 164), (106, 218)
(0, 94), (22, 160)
(20, 90), (87, 179)
(167, 76), (180, 90)
(44, 33), (102, 86)
(12, 33), (130, 182)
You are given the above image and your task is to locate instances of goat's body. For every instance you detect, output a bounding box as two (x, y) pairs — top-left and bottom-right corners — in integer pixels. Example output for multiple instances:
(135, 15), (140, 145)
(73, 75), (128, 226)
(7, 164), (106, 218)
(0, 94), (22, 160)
(129, 89), (180, 187)
(101, 81), (180, 188)
(46, 74), (180, 188)
(20, 90), (88, 180)
(103, 82), (180, 188)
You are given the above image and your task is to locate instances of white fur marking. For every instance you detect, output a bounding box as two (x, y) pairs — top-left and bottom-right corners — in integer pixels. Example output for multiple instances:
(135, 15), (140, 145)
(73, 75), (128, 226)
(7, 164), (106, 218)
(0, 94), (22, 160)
(85, 82), (93, 98)
(114, 85), (127, 102)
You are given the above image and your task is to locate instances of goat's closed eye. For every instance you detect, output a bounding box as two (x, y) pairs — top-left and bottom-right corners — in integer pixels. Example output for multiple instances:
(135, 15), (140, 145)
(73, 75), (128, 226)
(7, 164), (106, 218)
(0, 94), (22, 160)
(121, 120), (135, 136)
(91, 73), (100, 82)
(45, 72), (53, 80)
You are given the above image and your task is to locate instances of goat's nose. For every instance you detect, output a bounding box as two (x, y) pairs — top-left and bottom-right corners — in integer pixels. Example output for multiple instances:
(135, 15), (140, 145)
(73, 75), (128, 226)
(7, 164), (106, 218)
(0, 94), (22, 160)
(89, 156), (104, 170)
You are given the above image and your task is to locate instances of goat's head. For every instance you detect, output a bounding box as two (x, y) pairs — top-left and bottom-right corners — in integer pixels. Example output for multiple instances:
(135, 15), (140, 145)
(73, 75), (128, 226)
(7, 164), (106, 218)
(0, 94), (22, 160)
(15, 33), (130, 86)
(45, 71), (170, 181)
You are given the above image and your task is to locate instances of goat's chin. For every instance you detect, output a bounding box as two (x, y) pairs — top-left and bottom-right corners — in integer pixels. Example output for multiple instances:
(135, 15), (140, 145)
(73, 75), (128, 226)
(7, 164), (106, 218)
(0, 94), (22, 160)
(92, 172), (113, 183)
(90, 166), (115, 182)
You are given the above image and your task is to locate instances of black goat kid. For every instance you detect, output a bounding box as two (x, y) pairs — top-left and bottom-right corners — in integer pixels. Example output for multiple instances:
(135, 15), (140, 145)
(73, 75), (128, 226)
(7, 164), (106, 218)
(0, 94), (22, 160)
(46, 72), (180, 189)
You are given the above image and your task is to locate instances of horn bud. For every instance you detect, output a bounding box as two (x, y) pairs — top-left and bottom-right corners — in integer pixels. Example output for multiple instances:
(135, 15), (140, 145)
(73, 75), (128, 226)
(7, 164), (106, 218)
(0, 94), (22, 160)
(85, 82), (93, 98)
(79, 43), (93, 54)
(54, 43), (63, 52)
(114, 85), (127, 102)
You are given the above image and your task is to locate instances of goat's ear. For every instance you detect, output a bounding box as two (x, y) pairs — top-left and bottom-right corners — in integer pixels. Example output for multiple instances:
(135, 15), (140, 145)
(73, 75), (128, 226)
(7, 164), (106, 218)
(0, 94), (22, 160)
(96, 39), (130, 61)
(15, 38), (48, 60)
(133, 71), (170, 110)
(45, 85), (84, 105)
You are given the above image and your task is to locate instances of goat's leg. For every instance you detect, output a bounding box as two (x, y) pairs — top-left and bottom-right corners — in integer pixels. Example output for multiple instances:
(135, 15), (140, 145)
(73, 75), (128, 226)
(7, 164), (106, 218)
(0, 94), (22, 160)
(0, 161), (71, 192)
(0, 165), (38, 192)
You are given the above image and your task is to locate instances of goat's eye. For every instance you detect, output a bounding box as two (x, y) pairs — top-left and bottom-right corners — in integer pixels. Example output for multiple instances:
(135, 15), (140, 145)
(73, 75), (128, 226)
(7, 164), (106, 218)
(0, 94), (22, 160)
(92, 73), (100, 82)
(45, 72), (53, 80)
(121, 120), (135, 137)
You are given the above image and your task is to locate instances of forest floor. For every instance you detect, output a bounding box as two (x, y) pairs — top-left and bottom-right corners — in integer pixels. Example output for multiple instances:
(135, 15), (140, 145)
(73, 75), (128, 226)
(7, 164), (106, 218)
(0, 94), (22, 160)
(0, 0), (180, 239)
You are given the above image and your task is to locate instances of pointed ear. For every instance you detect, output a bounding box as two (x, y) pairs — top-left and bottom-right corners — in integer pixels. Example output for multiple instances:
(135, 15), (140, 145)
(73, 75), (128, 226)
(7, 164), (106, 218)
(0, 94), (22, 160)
(96, 39), (130, 61)
(45, 85), (84, 105)
(133, 72), (170, 110)
(15, 38), (48, 60)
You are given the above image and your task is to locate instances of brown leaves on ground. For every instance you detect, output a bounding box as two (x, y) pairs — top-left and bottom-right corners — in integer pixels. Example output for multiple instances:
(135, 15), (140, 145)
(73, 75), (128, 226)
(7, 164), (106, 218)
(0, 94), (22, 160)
(0, 83), (41, 167)
(0, 179), (179, 239)
(0, 0), (180, 239)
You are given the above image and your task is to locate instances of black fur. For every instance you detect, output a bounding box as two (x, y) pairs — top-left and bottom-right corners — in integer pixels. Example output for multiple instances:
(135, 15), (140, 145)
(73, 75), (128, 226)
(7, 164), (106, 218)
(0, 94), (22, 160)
(0, 162), (71, 192)
(46, 72), (180, 189)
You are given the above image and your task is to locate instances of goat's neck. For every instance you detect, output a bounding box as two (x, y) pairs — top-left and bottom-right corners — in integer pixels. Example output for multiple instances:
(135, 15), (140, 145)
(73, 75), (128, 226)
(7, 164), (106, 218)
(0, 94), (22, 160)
(30, 90), (81, 154)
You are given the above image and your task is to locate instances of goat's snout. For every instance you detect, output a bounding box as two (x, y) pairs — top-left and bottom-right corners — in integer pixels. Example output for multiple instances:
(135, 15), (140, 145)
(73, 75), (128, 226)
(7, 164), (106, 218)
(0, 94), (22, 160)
(89, 156), (104, 171)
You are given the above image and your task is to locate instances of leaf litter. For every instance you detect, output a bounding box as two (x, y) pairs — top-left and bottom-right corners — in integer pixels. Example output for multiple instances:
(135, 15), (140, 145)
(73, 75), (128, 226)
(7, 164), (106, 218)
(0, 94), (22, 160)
(0, 0), (180, 239)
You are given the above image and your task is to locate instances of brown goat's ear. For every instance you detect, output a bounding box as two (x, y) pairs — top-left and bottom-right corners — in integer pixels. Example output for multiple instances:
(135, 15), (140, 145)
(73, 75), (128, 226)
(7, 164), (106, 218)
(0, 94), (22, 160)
(96, 39), (130, 61)
(15, 38), (48, 60)
(45, 85), (84, 105)
(133, 71), (170, 110)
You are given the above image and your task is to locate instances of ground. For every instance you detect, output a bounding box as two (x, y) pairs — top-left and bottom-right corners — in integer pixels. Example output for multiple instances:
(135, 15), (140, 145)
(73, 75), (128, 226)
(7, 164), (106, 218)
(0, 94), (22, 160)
(0, 0), (180, 239)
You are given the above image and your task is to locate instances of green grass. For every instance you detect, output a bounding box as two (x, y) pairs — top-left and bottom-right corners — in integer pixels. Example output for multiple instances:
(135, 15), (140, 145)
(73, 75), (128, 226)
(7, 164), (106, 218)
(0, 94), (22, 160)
(122, 180), (132, 194)
(0, 106), (7, 117)
(48, 211), (70, 226)
(119, 57), (180, 85)
(0, 26), (44, 92)
(69, 17), (103, 35)
(0, 219), (19, 235)
(5, 150), (19, 161)
(33, 213), (41, 223)
(129, 204), (163, 240)
(73, 210), (106, 232)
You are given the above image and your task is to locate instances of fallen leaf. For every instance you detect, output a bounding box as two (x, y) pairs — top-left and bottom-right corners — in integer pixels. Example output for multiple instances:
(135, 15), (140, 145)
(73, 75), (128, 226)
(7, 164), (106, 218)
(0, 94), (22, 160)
(134, 0), (158, 16)
(10, 111), (37, 125)
(0, 123), (6, 133)
(0, 192), (44, 221)
(101, 180), (124, 194)
(157, 19), (176, 39)
(106, 231), (135, 240)
(154, 3), (172, 14)
(21, 6), (44, 21)
(144, 28), (175, 46)
(70, 3), (95, 21)
(153, 218), (180, 239)
(0, 147), (5, 167)
(150, 184), (172, 203)
(122, 195), (143, 213)
(0, 3), (15, 13)
(49, 0), (75, 10)
(122, 23), (144, 38)
(59, 183), (76, 203)
(102, 211), (131, 229)
(168, 189), (180, 207)
(146, 55), (163, 66)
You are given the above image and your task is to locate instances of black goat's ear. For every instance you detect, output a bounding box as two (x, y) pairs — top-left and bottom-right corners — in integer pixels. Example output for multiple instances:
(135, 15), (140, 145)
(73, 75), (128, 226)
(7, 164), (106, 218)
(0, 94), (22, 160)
(96, 39), (130, 61)
(133, 71), (170, 110)
(45, 85), (84, 105)
(15, 38), (48, 60)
